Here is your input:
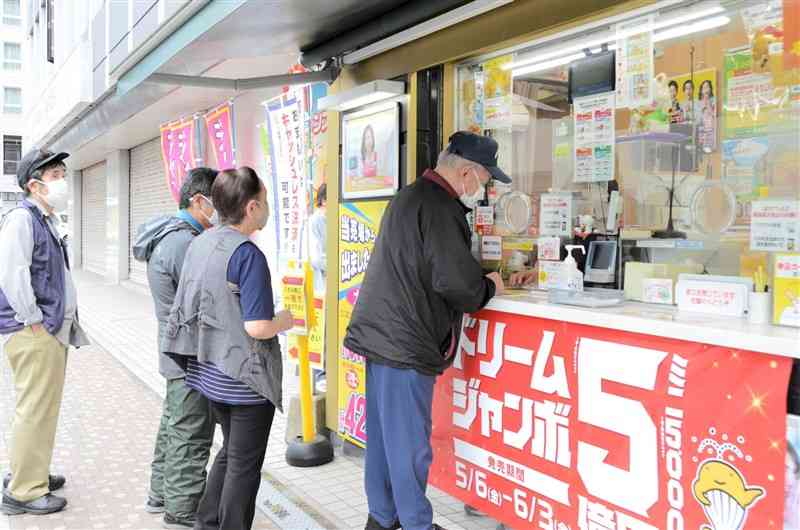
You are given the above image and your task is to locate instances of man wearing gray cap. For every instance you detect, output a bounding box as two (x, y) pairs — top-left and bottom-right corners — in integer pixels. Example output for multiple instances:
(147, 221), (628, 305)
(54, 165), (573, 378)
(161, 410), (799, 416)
(344, 131), (508, 530)
(0, 149), (89, 515)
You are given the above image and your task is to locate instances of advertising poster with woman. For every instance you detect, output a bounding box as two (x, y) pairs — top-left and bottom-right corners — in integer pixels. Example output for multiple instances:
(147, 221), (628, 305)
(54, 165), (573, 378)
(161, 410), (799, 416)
(341, 102), (399, 200)
(669, 68), (718, 151)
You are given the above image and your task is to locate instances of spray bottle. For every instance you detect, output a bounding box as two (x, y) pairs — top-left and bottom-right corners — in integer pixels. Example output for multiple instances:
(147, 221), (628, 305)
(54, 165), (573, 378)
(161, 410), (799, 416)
(563, 245), (585, 292)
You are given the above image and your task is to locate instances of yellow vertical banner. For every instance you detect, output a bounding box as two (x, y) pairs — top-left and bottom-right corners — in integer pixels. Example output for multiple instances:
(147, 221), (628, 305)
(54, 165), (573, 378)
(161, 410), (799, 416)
(337, 200), (389, 448)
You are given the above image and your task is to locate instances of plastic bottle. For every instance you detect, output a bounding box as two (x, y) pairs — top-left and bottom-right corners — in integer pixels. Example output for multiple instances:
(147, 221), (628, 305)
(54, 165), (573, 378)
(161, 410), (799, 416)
(563, 245), (585, 292)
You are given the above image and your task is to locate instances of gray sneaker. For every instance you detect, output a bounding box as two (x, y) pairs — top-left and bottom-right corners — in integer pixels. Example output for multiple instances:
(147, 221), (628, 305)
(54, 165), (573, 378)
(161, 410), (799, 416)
(1, 493), (67, 515)
(163, 513), (195, 529)
(145, 495), (165, 514)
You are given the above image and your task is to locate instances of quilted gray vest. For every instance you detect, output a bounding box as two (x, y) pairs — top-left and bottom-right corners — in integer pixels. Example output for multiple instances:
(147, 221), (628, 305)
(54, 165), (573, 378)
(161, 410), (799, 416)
(161, 225), (283, 411)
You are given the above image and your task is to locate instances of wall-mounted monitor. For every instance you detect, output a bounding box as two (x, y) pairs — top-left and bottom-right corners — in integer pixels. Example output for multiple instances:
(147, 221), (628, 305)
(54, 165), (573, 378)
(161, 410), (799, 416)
(568, 50), (616, 102)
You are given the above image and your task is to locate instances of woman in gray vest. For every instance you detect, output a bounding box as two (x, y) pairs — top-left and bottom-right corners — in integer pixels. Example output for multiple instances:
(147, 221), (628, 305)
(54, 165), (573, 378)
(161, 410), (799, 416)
(161, 167), (292, 530)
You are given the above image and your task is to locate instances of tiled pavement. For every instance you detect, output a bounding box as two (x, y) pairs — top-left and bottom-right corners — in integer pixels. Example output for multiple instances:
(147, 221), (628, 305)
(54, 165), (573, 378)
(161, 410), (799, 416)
(0, 270), (503, 530)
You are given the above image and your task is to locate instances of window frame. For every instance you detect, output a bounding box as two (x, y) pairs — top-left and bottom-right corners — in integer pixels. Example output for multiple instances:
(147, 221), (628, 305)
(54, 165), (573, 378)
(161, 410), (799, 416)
(2, 0), (21, 26)
(3, 134), (22, 176)
(2, 41), (21, 71)
(45, 0), (53, 63)
(2, 86), (22, 114)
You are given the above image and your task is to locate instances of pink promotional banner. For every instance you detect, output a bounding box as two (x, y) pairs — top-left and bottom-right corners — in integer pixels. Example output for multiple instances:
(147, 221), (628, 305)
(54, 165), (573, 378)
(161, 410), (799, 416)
(160, 118), (198, 203)
(204, 101), (236, 170)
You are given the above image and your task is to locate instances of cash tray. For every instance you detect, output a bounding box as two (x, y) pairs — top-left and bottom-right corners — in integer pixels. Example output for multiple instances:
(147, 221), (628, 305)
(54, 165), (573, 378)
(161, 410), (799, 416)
(548, 288), (626, 308)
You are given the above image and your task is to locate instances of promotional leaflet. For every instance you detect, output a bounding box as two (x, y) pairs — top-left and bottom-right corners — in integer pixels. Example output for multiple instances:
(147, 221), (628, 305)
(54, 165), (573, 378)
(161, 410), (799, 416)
(337, 201), (389, 448)
(483, 55), (513, 130)
(430, 311), (793, 530)
(615, 15), (654, 108)
(287, 297), (325, 370)
(750, 200), (800, 252)
(573, 93), (615, 183)
(540, 193), (573, 237)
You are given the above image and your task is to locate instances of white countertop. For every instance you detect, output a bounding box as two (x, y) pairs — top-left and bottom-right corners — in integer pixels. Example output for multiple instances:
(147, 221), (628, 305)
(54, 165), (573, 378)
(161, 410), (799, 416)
(486, 290), (800, 359)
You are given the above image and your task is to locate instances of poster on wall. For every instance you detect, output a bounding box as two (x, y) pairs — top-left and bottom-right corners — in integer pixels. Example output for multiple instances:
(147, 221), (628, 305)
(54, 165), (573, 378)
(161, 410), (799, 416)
(341, 102), (399, 201)
(460, 69), (485, 133)
(785, 0), (800, 84)
(204, 101), (236, 170)
(722, 47), (788, 139)
(429, 310), (793, 530)
(668, 68), (718, 151)
(615, 15), (654, 108)
(160, 117), (198, 203)
(483, 55), (513, 130)
(573, 92), (615, 183)
(721, 137), (769, 200)
(267, 89), (307, 261)
(750, 199), (800, 251)
(338, 200), (389, 448)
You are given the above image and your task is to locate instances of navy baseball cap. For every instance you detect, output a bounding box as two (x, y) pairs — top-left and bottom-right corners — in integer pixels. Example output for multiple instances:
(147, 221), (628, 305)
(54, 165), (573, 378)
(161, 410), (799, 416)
(446, 131), (511, 183)
(17, 149), (70, 189)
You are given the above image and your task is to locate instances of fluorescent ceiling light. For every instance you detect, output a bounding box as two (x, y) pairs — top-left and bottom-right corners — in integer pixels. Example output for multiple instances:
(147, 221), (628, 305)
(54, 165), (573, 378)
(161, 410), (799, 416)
(512, 45), (617, 77)
(511, 12), (730, 78)
(318, 80), (405, 111)
(343, 0), (514, 65)
(506, 3), (723, 71)
(653, 15), (731, 42)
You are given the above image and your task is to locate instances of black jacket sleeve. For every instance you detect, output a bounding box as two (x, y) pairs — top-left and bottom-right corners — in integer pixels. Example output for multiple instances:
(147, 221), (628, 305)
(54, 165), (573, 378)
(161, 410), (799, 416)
(423, 206), (493, 314)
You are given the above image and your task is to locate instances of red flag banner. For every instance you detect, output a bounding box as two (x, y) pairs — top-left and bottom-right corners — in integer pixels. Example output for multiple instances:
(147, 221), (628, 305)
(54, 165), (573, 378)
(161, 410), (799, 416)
(160, 118), (198, 203)
(204, 102), (235, 170)
(430, 309), (793, 530)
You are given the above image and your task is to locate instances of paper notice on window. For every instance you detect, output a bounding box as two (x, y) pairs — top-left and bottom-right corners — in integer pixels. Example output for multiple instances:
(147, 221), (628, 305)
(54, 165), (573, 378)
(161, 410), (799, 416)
(615, 15), (654, 108)
(540, 193), (573, 237)
(750, 200), (800, 252)
(573, 92), (615, 183)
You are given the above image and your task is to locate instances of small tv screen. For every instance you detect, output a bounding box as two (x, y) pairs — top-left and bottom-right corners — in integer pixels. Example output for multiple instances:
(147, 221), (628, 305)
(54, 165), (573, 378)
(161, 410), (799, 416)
(568, 50), (616, 102)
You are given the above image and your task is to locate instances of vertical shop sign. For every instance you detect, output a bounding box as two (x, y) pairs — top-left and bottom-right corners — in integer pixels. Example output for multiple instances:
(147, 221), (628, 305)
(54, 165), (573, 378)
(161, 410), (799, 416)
(204, 101), (236, 170)
(160, 117), (198, 203)
(573, 92), (615, 183)
(337, 200), (389, 448)
(430, 310), (793, 530)
(615, 15), (654, 108)
(267, 89), (307, 261)
(483, 55), (513, 130)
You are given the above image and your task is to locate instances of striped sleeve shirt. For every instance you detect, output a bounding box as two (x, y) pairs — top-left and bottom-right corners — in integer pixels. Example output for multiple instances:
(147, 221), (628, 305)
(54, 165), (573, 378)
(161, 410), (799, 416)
(185, 241), (274, 406)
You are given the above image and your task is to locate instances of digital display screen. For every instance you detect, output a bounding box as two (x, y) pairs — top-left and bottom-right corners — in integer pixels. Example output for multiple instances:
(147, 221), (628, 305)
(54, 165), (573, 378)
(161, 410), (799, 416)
(589, 241), (615, 270)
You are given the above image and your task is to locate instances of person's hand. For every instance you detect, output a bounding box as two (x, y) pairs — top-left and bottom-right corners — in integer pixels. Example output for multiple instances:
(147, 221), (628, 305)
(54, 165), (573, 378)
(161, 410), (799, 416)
(508, 269), (538, 287)
(30, 323), (44, 335)
(275, 310), (294, 332)
(486, 272), (505, 296)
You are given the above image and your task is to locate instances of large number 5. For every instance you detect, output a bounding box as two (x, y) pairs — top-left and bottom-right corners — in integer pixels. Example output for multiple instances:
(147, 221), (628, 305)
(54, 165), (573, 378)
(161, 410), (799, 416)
(577, 338), (667, 517)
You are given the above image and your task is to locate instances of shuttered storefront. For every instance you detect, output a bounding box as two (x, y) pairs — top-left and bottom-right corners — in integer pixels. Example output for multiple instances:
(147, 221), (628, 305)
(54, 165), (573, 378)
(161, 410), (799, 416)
(81, 162), (107, 276)
(128, 138), (176, 285)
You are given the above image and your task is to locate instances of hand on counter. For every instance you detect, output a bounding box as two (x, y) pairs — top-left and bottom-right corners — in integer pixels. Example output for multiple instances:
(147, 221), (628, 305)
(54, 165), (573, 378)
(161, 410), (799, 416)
(508, 268), (538, 287)
(486, 272), (505, 297)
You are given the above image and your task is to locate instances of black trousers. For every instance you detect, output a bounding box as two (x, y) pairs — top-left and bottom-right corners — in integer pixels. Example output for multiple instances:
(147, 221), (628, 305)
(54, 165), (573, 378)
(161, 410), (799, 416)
(195, 400), (275, 530)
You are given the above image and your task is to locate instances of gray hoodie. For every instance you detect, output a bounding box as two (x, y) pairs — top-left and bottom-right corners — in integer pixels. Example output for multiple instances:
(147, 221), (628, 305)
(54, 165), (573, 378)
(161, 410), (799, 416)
(133, 214), (200, 379)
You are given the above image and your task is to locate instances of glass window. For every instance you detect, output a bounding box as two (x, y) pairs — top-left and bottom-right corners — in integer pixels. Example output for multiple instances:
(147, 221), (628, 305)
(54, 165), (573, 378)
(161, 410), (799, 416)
(456, 0), (799, 279)
(3, 135), (21, 175)
(2, 0), (21, 26)
(3, 42), (21, 70)
(3, 87), (21, 113)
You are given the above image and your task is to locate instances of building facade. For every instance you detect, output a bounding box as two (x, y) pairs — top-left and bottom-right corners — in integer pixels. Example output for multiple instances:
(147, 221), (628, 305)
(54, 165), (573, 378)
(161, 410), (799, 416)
(0, 0), (24, 212)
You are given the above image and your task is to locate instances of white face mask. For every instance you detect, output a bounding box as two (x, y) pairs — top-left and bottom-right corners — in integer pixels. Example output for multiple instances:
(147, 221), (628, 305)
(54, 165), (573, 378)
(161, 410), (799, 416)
(199, 195), (219, 226)
(459, 169), (485, 209)
(31, 178), (69, 213)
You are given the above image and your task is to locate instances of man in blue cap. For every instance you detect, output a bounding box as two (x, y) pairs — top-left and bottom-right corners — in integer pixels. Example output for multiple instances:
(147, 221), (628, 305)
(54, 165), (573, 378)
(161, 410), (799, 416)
(0, 149), (89, 515)
(345, 131), (509, 530)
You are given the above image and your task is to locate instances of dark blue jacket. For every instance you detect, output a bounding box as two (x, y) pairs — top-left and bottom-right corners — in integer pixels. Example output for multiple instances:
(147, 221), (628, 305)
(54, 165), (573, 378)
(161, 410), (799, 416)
(0, 200), (68, 335)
